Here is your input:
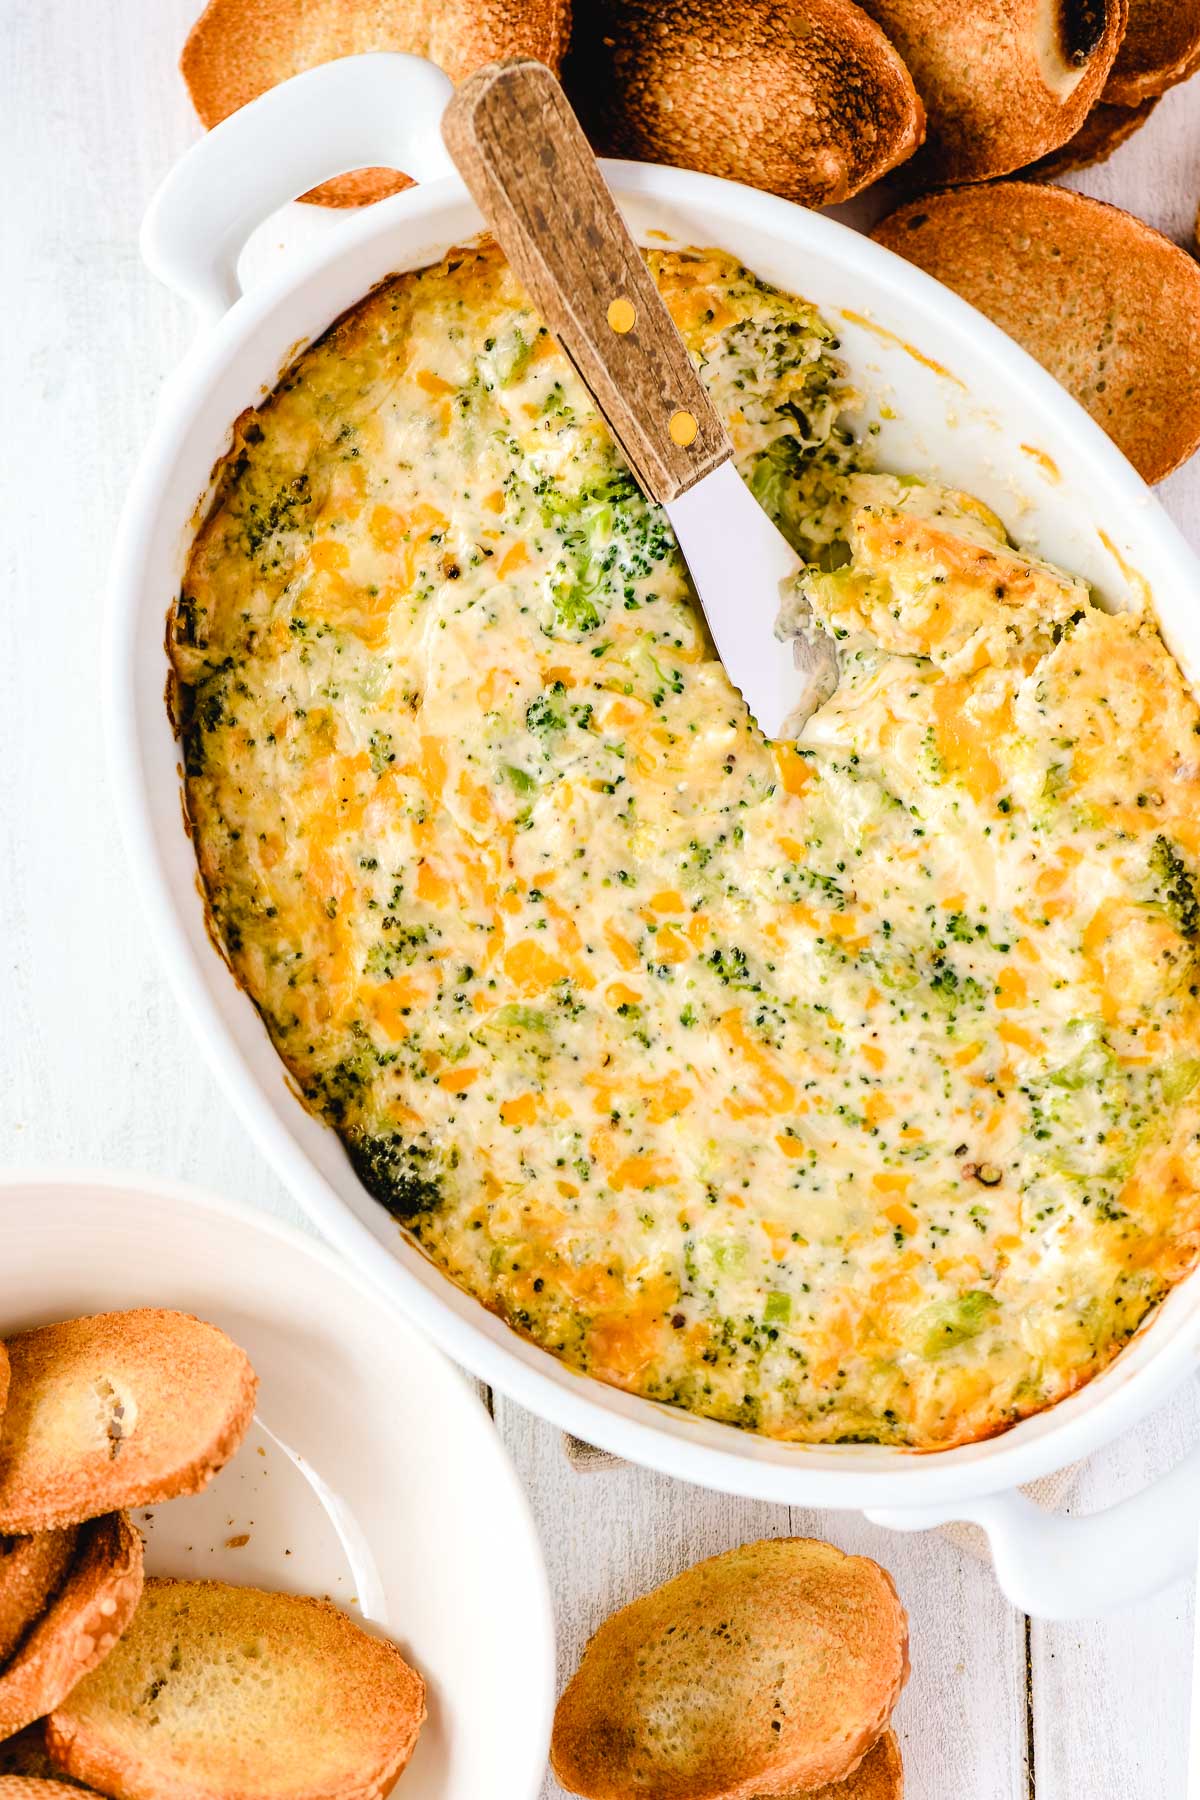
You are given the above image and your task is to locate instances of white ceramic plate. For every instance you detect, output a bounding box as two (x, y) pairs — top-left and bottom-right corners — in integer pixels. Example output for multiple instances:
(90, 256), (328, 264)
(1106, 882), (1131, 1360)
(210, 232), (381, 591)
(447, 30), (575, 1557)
(0, 1169), (554, 1799)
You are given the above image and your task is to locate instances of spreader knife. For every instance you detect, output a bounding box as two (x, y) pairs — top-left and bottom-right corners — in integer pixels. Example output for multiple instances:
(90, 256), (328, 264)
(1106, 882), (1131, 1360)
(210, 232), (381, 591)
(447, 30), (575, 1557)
(442, 58), (837, 740)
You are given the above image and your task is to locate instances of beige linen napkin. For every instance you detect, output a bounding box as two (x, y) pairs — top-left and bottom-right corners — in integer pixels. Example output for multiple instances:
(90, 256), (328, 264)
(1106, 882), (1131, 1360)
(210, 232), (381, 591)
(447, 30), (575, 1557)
(560, 1433), (1081, 1561)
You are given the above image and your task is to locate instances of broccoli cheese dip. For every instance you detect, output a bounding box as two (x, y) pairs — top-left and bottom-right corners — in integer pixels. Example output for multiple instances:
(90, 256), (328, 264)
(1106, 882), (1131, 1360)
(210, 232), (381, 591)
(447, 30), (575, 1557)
(173, 240), (1200, 1449)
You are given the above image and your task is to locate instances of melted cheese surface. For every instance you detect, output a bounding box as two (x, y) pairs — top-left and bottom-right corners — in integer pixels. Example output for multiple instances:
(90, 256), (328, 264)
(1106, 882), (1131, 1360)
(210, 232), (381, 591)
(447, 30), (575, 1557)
(175, 241), (1200, 1447)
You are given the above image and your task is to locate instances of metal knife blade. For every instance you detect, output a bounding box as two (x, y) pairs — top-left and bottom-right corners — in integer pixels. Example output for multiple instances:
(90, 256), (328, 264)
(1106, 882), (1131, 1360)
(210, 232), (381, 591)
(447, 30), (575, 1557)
(666, 460), (839, 739)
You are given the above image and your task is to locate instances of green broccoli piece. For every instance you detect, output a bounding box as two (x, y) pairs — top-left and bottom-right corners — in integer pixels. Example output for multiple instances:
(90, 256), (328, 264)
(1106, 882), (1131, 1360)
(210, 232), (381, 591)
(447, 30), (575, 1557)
(913, 1290), (999, 1358)
(549, 576), (600, 634)
(526, 687), (567, 735)
(346, 1131), (442, 1222)
(1151, 836), (1200, 938)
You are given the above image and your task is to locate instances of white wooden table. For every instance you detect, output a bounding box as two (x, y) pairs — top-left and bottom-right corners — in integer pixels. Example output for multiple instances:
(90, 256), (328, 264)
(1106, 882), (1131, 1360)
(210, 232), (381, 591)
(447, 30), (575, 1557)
(2, 5), (1198, 1792)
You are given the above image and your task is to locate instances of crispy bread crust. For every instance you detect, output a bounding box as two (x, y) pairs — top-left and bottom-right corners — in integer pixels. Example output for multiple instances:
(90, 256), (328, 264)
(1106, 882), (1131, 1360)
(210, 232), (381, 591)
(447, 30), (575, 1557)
(564, 0), (923, 208)
(0, 1782), (104, 1796)
(772, 1729), (903, 1798)
(0, 1726), (65, 1778)
(1104, 0), (1200, 101)
(1027, 96), (1160, 176)
(0, 1311), (257, 1535)
(0, 1534), (79, 1666)
(0, 1348), (9, 1433)
(855, 0), (1127, 184)
(181, 0), (572, 205)
(551, 1538), (909, 1800)
(0, 1729), (104, 1790)
(873, 182), (1200, 484)
(47, 1578), (426, 1800)
(0, 1515), (143, 1743)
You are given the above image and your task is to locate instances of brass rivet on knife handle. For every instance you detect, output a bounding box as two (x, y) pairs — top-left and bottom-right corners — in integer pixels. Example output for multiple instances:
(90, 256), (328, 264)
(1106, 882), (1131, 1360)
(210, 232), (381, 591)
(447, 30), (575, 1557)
(441, 59), (733, 506)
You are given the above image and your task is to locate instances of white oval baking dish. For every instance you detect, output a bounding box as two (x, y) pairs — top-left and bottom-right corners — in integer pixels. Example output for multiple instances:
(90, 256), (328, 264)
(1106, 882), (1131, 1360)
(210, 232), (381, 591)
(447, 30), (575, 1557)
(109, 52), (1200, 1619)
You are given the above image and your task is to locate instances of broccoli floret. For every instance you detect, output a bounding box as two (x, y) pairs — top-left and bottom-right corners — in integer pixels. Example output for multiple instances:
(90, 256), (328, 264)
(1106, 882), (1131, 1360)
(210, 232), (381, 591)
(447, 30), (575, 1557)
(240, 471), (311, 561)
(549, 576), (601, 634)
(346, 1131), (443, 1221)
(495, 326), (535, 387)
(1151, 836), (1200, 938)
(945, 911), (977, 944)
(526, 687), (567, 735)
(543, 469), (677, 635)
(914, 1291), (999, 1357)
(749, 435), (808, 525)
(746, 427), (856, 561)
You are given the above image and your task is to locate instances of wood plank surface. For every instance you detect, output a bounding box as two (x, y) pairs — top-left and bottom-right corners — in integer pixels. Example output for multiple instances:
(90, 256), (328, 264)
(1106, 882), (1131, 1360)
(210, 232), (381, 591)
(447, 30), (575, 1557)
(1, 5), (1197, 1796)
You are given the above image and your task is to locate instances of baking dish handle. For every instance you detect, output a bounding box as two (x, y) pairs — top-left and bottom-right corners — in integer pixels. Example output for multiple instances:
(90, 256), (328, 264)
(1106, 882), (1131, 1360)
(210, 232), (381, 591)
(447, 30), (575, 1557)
(866, 1438), (1200, 1618)
(141, 53), (455, 322)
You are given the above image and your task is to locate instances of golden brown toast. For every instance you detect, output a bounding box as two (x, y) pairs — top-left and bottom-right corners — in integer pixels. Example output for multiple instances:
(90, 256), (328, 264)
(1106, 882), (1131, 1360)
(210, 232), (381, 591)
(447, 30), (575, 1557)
(0, 1533), (78, 1665)
(0, 1311), (257, 1534)
(551, 1538), (909, 1800)
(47, 1578), (427, 1800)
(181, 0), (572, 205)
(0, 1346), (9, 1433)
(775, 1730), (903, 1798)
(0, 1515), (143, 1742)
(565, 0), (923, 208)
(0, 1725), (99, 1788)
(1027, 97), (1160, 177)
(872, 183), (1200, 485)
(853, 0), (1126, 183)
(1104, 0), (1200, 102)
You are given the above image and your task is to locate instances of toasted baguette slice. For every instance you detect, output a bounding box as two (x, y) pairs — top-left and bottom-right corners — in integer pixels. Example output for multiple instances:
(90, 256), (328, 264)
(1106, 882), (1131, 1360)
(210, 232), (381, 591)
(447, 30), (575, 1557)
(0, 1346), (9, 1434)
(854, 0), (1126, 183)
(0, 1781), (103, 1796)
(1027, 96), (1160, 177)
(565, 0), (923, 208)
(181, 0), (572, 205)
(1104, 0), (1200, 102)
(0, 1533), (78, 1665)
(872, 184), (1200, 485)
(47, 1578), (426, 1800)
(551, 1538), (909, 1800)
(0, 1726), (100, 1789)
(0, 1515), (142, 1742)
(0, 1726), (62, 1778)
(0, 1311), (257, 1534)
(780, 1729), (903, 1797)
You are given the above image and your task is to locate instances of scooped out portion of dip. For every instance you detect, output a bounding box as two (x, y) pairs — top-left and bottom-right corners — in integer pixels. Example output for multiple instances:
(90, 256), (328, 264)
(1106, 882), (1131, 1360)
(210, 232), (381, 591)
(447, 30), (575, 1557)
(173, 239), (1200, 1449)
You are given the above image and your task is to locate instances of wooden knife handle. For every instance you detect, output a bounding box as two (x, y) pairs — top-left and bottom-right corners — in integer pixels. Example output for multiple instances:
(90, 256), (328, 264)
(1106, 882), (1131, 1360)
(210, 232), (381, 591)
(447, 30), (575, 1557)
(442, 59), (731, 505)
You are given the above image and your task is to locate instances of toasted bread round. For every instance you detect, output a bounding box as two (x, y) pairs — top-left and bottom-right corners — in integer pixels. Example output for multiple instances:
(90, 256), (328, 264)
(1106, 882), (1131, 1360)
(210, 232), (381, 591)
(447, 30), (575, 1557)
(776, 1729), (904, 1798)
(1104, 0), (1200, 101)
(181, 0), (572, 205)
(872, 183), (1200, 484)
(0, 1533), (78, 1666)
(0, 1311), (257, 1534)
(1027, 95), (1160, 176)
(564, 0), (924, 207)
(0, 1727), (61, 1778)
(551, 1538), (909, 1800)
(854, 0), (1126, 184)
(0, 1515), (143, 1743)
(0, 1727), (100, 1789)
(47, 1578), (426, 1800)
(1, 1346), (9, 1433)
